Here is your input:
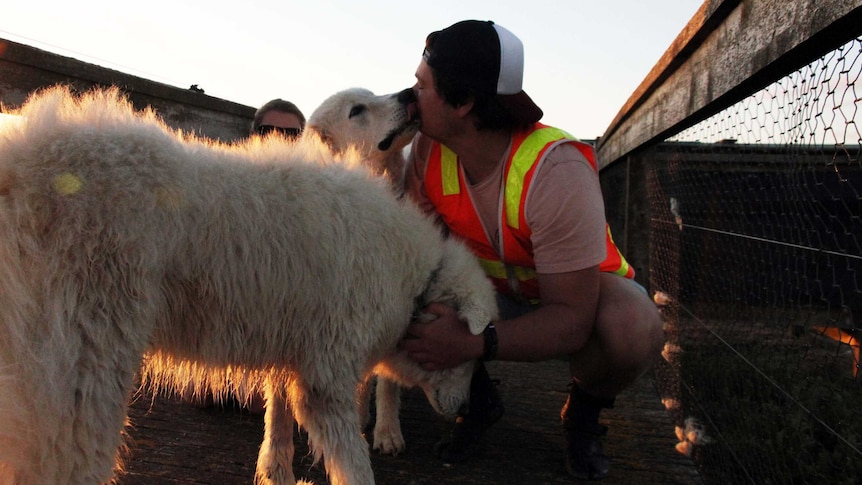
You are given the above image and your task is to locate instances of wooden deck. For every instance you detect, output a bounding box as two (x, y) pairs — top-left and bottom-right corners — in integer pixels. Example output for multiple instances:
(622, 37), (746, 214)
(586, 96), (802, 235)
(121, 360), (701, 484)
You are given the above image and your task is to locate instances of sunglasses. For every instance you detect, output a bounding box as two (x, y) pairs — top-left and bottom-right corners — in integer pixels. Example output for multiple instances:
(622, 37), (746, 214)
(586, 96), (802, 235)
(256, 125), (302, 139)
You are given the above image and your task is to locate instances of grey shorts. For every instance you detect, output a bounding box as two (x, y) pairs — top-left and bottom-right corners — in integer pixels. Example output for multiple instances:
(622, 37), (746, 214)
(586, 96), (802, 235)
(496, 275), (647, 320)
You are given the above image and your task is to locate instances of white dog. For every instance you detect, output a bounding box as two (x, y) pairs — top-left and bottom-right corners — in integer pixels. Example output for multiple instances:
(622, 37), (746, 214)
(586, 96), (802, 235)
(306, 87), (417, 189)
(0, 86), (497, 485)
(306, 87), (440, 456)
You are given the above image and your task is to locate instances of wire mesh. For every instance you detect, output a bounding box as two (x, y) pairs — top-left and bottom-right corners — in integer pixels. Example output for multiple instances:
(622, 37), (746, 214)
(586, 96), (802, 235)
(646, 37), (862, 484)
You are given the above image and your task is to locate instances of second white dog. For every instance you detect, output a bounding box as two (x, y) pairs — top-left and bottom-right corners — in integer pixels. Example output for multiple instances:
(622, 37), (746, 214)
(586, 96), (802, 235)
(307, 87), (442, 456)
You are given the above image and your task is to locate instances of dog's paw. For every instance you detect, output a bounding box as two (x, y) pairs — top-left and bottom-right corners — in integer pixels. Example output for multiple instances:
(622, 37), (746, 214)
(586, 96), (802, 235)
(373, 424), (406, 455)
(255, 439), (297, 485)
(255, 463), (298, 485)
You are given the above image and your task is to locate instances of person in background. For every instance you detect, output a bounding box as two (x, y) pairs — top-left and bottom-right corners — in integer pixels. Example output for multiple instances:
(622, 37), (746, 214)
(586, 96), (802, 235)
(399, 20), (664, 480)
(251, 98), (305, 139)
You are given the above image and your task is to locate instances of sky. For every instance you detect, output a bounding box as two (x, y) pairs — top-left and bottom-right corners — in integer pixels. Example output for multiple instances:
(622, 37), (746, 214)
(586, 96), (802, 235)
(2, 0), (704, 140)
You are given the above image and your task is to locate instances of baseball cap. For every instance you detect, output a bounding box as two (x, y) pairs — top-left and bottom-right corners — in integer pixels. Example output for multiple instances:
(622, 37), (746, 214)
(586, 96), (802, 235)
(423, 20), (543, 124)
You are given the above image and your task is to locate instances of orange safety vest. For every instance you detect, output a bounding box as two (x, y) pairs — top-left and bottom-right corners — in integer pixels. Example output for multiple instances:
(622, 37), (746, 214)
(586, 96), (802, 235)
(423, 123), (633, 302)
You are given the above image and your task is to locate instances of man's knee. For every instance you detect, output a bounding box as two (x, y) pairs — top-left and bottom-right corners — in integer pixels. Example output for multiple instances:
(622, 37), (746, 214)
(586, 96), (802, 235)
(597, 277), (665, 366)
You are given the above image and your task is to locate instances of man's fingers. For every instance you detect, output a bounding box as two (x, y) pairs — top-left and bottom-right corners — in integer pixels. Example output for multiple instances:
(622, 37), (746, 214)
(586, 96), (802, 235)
(399, 348), (439, 370)
(403, 322), (426, 339)
(424, 301), (455, 316)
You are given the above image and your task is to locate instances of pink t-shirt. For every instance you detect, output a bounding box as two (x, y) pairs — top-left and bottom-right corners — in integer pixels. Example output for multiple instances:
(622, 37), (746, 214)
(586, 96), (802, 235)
(404, 133), (607, 274)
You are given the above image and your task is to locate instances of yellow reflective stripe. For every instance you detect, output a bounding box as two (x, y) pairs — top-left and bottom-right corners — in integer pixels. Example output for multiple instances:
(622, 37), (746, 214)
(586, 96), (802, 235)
(614, 260), (631, 277)
(478, 258), (537, 281)
(505, 127), (576, 228)
(606, 226), (632, 277)
(441, 145), (460, 196)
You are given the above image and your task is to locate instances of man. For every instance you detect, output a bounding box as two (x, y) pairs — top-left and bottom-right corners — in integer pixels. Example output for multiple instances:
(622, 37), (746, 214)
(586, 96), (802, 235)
(251, 98), (306, 139)
(400, 20), (664, 480)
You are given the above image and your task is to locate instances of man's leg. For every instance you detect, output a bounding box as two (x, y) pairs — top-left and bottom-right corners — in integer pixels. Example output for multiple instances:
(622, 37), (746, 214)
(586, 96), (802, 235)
(563, 274), (665, 480)
(561, 382), (615, 479)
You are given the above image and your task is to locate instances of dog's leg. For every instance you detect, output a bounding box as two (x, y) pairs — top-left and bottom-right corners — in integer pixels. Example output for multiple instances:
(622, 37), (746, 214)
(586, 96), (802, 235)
(292, 379), (375, 485)
(372, 377), (406, 455)
(356, 377), (372, 432)
(2, 364), (131, 485)
(256, 375), (297, 485)
(39, 344), (138, 485)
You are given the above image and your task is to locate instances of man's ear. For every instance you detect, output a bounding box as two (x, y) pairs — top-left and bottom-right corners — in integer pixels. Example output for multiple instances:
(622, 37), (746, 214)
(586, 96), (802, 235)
(453, 99), (474, 119)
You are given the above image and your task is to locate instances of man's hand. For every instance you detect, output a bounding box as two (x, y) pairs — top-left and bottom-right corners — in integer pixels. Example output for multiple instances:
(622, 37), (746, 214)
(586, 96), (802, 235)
(399, 302), (483, 370)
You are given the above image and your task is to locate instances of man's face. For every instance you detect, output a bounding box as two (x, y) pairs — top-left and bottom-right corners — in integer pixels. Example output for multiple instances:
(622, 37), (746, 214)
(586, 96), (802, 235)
(255, 111), (303, 139)
(412, 60), (454, 141)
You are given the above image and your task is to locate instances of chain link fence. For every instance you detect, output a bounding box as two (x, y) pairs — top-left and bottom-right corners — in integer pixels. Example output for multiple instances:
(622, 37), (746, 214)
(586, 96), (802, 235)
(645, 37), (861, 483)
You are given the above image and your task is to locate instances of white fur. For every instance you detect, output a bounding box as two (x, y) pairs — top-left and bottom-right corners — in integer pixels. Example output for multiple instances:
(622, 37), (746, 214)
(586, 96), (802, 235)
(306, 87), (417, 188)
(0, 86), (497, 485)
(307, 87), (468, 456)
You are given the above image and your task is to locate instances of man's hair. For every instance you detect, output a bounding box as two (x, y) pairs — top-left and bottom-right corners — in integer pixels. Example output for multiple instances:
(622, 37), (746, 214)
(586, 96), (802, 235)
(429, 64), (527, 132)
(251, 99), (306, 133)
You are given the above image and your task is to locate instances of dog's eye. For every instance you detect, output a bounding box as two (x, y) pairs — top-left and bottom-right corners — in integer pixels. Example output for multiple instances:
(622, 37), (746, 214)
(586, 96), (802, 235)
(348, 105), (367, 118)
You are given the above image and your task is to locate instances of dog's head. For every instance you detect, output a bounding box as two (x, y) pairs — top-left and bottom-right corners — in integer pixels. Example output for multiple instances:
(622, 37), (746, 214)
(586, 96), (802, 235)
(377, 352), (476, 419)
(305, 88), (418, 181)
(419, 361), (476, 418)
(375, 237), (498, 418)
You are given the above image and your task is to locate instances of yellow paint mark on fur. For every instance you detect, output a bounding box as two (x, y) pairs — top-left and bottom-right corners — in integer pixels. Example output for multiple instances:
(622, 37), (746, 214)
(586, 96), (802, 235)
(53, 172), (83, 195)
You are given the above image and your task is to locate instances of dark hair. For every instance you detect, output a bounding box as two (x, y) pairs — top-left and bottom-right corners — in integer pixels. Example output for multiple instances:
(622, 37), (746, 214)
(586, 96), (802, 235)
(251, 99), (306, 134)
(430, 65), (525, 132)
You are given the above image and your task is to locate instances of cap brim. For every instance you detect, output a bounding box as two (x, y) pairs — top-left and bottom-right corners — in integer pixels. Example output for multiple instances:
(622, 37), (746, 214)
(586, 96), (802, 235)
(499, 91), (543, 124)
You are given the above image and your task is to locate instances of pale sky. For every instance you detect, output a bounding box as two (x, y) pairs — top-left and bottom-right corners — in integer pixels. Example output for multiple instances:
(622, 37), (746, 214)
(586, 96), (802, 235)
(2, 0), (704, 139)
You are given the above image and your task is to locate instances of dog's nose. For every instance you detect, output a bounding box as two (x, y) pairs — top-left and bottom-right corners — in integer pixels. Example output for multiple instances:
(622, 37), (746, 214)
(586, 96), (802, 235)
(397, 88), (416, 104)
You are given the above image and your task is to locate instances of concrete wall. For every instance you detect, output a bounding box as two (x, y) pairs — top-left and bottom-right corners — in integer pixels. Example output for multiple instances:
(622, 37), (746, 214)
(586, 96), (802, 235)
(0, 38), (255, 142)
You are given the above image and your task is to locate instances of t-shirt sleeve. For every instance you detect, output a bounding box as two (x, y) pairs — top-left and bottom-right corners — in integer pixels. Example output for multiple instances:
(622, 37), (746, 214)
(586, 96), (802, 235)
(526, 142), (607, 274)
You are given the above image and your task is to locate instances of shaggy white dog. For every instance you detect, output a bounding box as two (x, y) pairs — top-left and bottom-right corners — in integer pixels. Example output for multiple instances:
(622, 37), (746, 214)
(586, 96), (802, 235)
(306, 87), (432, 456)
(0, 86), (497, 485)
(306, 87), (417, 188)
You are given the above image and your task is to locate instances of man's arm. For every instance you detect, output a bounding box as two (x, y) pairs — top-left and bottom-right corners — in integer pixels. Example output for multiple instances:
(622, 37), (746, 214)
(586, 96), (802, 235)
(400, 265), (601, 370)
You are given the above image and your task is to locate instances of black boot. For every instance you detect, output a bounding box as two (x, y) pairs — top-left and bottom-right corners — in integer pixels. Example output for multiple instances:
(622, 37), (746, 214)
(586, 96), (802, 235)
(434, 363), (504, 463)
(561, 383), (615, 480)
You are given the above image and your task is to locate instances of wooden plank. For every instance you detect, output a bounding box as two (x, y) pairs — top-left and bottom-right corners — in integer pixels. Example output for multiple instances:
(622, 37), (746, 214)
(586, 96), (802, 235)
(122, 360), (700, 484)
